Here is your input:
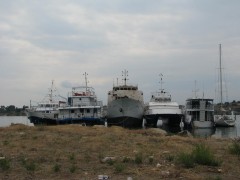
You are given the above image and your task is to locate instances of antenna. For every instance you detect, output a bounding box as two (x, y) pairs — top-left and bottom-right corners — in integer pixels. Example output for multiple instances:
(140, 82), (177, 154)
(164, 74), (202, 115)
(83, 72), (89, 91)
(122, 69), (128, 86)
(193, 80), (199, 98)
(159, 73), (164, 92)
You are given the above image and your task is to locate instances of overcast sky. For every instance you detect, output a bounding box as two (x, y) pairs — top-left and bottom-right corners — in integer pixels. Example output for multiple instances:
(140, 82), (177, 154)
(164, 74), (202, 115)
(1, 0), (240, 107)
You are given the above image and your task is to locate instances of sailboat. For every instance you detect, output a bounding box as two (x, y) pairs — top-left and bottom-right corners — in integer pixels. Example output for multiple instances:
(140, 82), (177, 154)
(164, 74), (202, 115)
(214, 44), (236, 127)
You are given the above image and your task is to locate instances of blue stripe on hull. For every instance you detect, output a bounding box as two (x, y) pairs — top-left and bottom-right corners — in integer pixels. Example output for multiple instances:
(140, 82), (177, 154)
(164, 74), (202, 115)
(29, 116), (104, 126)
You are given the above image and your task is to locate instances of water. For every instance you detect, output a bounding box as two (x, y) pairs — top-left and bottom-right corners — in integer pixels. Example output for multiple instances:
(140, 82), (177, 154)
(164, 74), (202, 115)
(0, 116), (33, 127)
(0, 116), (240, 138)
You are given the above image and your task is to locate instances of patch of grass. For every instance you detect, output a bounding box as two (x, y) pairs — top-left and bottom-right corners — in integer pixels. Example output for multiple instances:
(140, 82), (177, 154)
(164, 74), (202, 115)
(177, 152), (195, 168)
(106, 159), (114, 166)
(53, 164), (61, 172)
(229, 140), (240, 156)
(148, 156), (154, 164)
(192, 144), (221, 166)
(25, 161), (36, 171)
(21, 158), (36, 171)
(134, 153), (143, 164)
(0, 158), (10, 170)
(69, 153), (75, 161)
(36, 125), (45, 131)
(177, 143), (221, 168)
(69, 164), (77, 173)
(166, 155), (175, 162)
(3, 140), (9, 146)
(122, 156), (132, 163)
(114, 163), (125, 173)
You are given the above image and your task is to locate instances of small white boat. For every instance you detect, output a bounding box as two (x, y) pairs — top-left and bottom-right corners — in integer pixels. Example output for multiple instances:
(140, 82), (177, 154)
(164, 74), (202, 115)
(214, 110), (235, 127)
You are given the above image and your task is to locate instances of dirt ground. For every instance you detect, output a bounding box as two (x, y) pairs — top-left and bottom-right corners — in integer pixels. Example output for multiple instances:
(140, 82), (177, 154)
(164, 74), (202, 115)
(0, 124), (239, 180)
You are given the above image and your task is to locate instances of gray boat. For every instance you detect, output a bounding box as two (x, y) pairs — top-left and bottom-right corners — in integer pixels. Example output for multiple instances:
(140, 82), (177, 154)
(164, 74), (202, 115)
(106, 70), (144, 128)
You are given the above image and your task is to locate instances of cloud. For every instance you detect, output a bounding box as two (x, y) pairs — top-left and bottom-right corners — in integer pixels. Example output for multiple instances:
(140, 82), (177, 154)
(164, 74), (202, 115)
(0, 0), (240, 107)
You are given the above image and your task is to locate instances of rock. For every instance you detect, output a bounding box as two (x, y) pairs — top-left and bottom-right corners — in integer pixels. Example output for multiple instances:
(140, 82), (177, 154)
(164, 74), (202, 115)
(161, 170), (170, 177)
(178, 130), (192, 137)
(101, 156), (116, 163)
(148, 128), (167, 135)
(98, 175), (109, 179)
(156, 163), (161, 168)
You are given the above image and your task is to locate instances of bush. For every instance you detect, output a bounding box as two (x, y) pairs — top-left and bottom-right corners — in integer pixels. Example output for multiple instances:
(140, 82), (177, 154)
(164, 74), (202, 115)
(192, 144), (221, 166)
(114, 163), (125, 173)
(69, 164), (77, 173)
(53, 164), (61, 172)
(134, 153), (143, 164)
(229, 140), (240, 156)
(0, 158), (10, 170)
(177, 152), (195, 168)
(177, 143), (221, 168)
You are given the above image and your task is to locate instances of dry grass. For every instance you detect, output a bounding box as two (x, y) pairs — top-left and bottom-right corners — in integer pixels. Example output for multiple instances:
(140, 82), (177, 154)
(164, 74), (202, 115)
(0, 124), (240, 180)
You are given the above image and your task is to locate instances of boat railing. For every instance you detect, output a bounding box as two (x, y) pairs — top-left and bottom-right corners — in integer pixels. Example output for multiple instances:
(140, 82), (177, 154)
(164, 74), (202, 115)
(74, 101), (103, 107)
(186, 104), (214, 110)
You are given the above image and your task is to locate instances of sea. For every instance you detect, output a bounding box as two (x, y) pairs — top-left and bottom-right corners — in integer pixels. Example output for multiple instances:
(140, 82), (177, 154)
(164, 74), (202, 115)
(0, 116), (240, 138)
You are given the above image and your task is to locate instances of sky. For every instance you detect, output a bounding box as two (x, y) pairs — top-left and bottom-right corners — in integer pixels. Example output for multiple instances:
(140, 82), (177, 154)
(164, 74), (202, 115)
(1, 0), (240, 107)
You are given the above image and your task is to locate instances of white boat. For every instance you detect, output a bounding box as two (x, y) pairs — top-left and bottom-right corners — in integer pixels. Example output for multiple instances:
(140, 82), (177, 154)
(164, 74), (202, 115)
(185, 98), (215, 129)
(27, 73), (104, 125)
(144, 74), (183, 127)
(106, 70), (144, 128)
(214, 44), (236, 127)
(26, 80), (66, 125)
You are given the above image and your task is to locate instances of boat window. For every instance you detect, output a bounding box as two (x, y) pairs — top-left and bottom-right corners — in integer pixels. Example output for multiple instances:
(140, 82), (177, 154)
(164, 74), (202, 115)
(94, 108), (97, 113)
(87, 109), (90, 113)
(45, 111), (50, 113)
(71, 110), (74, 113)
(46, 104), (50, 107)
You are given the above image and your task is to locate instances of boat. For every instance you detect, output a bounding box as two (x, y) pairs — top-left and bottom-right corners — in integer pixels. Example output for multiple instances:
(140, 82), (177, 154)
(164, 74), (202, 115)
(57, 73), (104, 125)
(144, 74), (183, 127)
(27, 73), (104, 126)
(26, 80), (66, 125)
(214, 44), (236, 127)
(106, 70), (144, 128)
(185, 97), (215, 128)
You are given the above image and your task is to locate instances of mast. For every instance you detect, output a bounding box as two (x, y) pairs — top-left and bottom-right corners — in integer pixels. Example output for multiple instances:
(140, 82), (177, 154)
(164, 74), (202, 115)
(49, 80), (54, 102)
(192, 80), (199, 98)
(83, 72), (88, 92)
(159, 73), (164, 92)
(219, 44), (223, 106)
(122, 69), (128, 86)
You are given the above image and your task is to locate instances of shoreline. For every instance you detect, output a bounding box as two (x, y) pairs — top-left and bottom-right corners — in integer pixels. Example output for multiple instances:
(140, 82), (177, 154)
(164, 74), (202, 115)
(0, 124), (239, 179)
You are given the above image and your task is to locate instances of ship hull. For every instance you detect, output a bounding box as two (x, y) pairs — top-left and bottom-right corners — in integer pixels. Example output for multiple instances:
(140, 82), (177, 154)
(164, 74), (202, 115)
(28, 116), (104, 126)
(107, 98), (144, 128)
(192, 121), (214, 129)
(144, 114), (183, 127)
(27, 109), (104, 125)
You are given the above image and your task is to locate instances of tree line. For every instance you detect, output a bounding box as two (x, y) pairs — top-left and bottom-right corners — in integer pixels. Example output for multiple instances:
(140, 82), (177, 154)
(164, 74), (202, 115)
(0, 105), (28, 116)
